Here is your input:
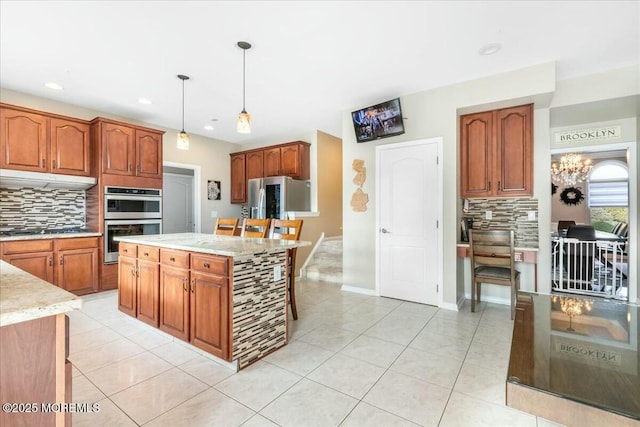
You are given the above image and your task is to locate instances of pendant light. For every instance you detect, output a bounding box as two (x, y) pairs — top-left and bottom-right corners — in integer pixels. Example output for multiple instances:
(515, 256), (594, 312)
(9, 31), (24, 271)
(177, 74), (190, 150)
(237, 41), (252, 134)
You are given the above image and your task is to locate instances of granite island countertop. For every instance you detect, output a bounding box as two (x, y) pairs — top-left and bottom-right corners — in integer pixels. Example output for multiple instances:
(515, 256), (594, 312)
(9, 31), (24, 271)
(114, 232), (311, 257)
(0, 260), (82, 327)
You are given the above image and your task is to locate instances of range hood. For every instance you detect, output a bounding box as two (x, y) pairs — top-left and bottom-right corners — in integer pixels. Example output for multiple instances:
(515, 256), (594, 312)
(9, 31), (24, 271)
(0, 169), (97, 190)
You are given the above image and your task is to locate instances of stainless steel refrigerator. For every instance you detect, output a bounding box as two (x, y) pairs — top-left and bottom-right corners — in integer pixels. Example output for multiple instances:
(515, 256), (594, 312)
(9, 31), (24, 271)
(247, 176), (311, 219)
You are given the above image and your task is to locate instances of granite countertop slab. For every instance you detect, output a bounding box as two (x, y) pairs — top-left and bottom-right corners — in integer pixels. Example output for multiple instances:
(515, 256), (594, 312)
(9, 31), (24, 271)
(0, 260), (82, 327)
(114, 232), (311, 257)
(0, 232), (102, 242)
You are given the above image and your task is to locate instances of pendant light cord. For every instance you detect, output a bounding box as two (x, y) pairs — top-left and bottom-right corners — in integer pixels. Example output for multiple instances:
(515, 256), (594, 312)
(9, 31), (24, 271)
(242, 48), (246, 111)
(182, 77), (185, 132)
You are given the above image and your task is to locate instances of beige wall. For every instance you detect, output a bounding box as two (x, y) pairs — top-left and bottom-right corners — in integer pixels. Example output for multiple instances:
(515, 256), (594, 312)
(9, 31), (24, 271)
(294, 130), (343, 274)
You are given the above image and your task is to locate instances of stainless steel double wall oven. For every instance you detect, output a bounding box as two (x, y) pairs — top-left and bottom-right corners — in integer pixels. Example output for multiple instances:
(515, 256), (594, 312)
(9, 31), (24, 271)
(104, 186), (162, 263)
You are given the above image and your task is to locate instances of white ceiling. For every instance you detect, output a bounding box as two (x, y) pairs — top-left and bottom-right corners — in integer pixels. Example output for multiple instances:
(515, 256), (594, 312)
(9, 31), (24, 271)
(1, 1), (638, 146)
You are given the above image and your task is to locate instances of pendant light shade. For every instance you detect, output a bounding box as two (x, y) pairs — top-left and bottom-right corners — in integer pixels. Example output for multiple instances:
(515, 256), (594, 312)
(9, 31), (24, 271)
(237, 41), (252, 134)
(177, 74), (190, 150)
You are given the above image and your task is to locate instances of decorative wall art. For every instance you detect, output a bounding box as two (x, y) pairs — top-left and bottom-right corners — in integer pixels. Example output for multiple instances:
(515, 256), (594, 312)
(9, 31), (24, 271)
(207, 180), (221, 200)
(350, 159), (369, 212)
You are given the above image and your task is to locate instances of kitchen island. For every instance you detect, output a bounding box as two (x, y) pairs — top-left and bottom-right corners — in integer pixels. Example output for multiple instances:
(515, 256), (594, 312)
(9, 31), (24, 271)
(0, 260), (82, 426)
(114, 232), (310, 370)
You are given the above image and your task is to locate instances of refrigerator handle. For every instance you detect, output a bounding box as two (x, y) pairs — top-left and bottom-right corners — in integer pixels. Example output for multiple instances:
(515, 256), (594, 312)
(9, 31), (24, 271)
(258, 188), (266, 219)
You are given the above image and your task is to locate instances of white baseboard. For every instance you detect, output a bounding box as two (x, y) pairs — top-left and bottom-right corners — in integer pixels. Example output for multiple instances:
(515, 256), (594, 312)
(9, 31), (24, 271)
(464, 293), (510, 306)
(439, 299), (462, 311)
(341, 285), (377, 296)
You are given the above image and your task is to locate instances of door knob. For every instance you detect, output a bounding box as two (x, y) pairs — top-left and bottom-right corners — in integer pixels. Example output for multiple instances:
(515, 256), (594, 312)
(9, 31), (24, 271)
(380, 228), (391, 234)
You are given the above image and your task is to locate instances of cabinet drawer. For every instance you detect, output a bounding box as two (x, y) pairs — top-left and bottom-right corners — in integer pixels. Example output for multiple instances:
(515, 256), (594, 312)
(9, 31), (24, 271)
(191, 254), (228, 276)
(56, 237), (99, 250)
(2, 239), (54, 254)
(138, 245), (160, 262)
(161, 249), (189, 268)
(119, 242), (137, 257)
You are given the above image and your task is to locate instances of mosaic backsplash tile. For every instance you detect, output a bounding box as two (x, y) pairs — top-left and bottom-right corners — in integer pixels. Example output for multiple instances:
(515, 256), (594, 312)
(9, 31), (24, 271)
(462, 197), (539, 248)
(232, 250), (287, 368)
(0, 187), (86, 231)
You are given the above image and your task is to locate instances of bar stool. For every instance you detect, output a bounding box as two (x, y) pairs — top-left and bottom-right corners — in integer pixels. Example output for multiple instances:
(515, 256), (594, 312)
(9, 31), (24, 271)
(240, 218), (271, 238)
(269, 219), (303, 320)
(213, 218), (239, 236)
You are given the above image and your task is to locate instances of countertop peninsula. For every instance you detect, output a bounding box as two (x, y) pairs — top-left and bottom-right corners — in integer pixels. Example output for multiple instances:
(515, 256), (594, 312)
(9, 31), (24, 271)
(0, 260), (82, 326)
(114, 232), (310, 256)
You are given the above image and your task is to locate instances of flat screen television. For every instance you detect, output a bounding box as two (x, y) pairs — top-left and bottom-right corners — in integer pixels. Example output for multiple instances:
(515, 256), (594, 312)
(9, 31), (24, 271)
(351, 97), (405, 143)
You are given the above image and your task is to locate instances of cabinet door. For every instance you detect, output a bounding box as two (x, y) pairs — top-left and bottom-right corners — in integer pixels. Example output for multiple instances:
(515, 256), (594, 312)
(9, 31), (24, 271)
(280, 144), (302, 178)
(3, 252), (54, 283)
(230, 153), (246, 204)
(50, 118), (91, 176)
(57, 247), (98, 294)
(137, 259), (159, 327)
(246, 150), (264, 180)
(159, 265), (190, 340)
(118, 255), (137, 317)
(460, 111), (493, 198)
(496, 105), (532, 197)
(0, 108), (48, 172)
(102, 123), (135, 175)
(190, 271), (229, 359)
(135, 129), (162, 178)
(263, 147), (281, 177)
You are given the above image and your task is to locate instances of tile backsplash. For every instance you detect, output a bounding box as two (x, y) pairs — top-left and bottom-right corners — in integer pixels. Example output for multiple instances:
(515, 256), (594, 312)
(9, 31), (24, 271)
(462, 197), (538, 248)
(0, 187), (86, 231)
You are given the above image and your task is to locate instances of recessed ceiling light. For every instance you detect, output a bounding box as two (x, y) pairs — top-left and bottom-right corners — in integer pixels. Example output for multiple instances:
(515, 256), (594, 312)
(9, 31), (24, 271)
(478, 43), (502, 56)
(44, 82), (63, 90)
(204, 125), (215, 131)
(138, 98), (152, 105)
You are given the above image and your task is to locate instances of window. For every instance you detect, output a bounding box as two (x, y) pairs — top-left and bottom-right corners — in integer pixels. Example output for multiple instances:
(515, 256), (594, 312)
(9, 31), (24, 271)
(588, 161), (628, 208)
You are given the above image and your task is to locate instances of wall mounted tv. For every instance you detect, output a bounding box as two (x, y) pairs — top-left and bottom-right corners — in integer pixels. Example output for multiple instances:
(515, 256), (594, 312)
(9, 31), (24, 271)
(351, 98), (405, 143)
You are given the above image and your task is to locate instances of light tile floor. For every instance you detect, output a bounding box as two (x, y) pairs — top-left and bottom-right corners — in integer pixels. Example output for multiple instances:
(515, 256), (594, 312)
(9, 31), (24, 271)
(69, 279), (564, 426)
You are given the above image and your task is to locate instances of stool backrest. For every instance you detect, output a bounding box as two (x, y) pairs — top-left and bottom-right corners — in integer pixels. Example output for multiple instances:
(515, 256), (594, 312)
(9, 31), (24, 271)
(241, 218), (271, 238)
(269, 219), (303, 241)
(213, 218), (239, 236)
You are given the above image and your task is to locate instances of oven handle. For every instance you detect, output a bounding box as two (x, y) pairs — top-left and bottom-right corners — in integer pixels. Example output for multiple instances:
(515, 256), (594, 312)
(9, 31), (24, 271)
(104, 219), (163, 226)
(105, 194), (162, 202)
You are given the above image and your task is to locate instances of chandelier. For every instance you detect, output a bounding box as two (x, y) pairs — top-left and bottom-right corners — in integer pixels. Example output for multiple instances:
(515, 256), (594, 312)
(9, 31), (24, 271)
(551, 153), (592, 186)
(552, 296), (593, 332)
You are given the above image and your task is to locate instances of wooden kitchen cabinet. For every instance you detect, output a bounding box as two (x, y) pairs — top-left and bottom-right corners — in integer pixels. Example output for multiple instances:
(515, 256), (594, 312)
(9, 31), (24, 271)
(460, 104), (532, 198)
(118, 246), (137, 317)
(92, 117), (163, 180)
(117, 243), (160, 326)
(0, 104), (91, 176)
(136, 245), (160, 327)
(1, 237), (99, 295)
(56, 238), (99, 295)
(0, 239), (54, 283)
(230, 141), (310, 204)
(263, 142), (310, 179)
(246, 150), (264, 180)
(117, 246), (231, 360)
(50, 117), (91, 176)
(263, 147), (282, 177)
(159, 263), (190, 341)
(0, 313), (71, 427)
(190, 271), (228, 358)
(230, 153), (246, 204)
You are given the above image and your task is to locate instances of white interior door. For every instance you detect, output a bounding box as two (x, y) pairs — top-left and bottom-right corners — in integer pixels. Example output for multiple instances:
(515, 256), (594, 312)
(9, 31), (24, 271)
(378, 140), (440, 305)
(163, 173), (194, 233)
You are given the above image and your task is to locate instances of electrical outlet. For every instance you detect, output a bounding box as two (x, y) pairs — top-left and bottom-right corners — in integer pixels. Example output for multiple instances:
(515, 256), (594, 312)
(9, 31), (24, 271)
(273, 266), (281, 281)
(527, 211), (536, 221)
(485, 210), (492, 220)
